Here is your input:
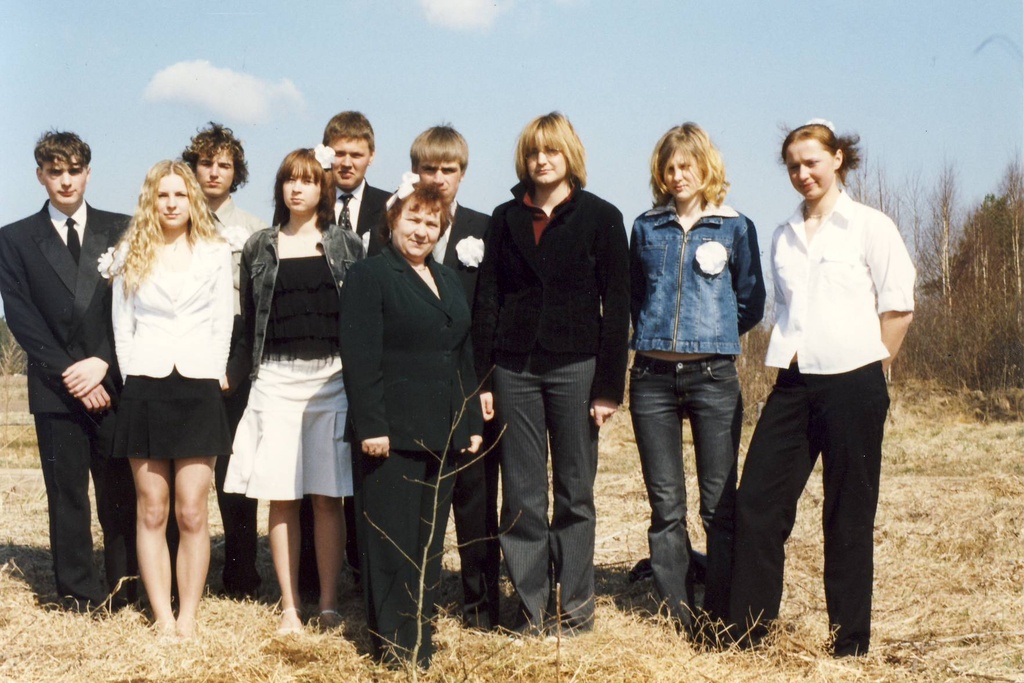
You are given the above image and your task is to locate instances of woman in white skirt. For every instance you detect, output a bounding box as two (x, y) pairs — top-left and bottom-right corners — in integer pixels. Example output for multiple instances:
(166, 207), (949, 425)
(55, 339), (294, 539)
(224, 146), (363, 633)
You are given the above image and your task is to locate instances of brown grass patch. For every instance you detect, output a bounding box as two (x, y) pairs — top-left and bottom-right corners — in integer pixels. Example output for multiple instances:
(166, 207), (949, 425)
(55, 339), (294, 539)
(1, 381), (1022, 682)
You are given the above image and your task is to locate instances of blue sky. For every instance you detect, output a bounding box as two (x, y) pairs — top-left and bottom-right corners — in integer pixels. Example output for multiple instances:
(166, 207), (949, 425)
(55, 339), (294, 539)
(1, 0), (1020, 246)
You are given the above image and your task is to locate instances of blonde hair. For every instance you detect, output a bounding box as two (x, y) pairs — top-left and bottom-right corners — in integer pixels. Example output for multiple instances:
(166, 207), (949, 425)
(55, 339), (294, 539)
(410, 125), (469, 172)
(514, 112), (587, 189)
(650, 123), (729, 208)
(118, 160), (219, 293)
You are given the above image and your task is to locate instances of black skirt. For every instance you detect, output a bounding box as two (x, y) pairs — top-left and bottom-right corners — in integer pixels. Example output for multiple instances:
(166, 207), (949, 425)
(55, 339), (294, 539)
(112, 368), (232, 460)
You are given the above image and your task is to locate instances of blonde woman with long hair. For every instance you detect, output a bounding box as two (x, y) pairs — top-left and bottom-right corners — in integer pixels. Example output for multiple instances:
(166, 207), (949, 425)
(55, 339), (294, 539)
(108, 160), (234, 638)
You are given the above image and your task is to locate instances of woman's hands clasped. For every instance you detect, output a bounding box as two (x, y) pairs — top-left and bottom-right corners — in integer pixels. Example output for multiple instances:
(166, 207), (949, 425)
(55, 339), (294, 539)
(362, 436), (391, 458)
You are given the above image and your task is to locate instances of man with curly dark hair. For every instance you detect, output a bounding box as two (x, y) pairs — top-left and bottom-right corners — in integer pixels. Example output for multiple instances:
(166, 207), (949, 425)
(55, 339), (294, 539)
(182, 122), (267, 599)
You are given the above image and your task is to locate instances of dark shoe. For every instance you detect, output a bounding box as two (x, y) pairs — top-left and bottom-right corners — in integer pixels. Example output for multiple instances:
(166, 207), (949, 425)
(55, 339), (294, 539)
(628, 557), (653, 583)
(463, 610), (495, 631)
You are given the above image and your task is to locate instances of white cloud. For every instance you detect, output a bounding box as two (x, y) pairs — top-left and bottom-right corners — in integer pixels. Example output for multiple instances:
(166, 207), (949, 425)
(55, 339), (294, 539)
(143, 60), (305, 125)
(418, 0), (511, 30)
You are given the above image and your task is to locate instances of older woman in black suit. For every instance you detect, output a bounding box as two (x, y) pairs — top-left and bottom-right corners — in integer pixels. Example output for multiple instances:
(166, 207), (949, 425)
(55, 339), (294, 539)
(473, 112), (630, 635)
(339, 178), (483, 668)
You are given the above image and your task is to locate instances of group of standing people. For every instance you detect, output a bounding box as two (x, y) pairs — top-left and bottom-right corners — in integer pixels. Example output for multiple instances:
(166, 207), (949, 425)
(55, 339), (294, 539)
(0, 109), (914, 665)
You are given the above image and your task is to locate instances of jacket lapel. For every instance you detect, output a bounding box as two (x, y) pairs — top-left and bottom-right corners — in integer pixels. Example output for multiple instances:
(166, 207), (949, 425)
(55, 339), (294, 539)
(442, 208), (470, 270)
(505, 204), (544, 278)
(385, 245), (449, 316)
(30, 205), (78, 294)
(70, 205), (108, 328)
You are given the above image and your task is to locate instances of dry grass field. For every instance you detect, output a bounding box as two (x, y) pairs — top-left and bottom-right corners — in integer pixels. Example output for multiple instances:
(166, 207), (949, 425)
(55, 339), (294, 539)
(0, 378), (1021, 682)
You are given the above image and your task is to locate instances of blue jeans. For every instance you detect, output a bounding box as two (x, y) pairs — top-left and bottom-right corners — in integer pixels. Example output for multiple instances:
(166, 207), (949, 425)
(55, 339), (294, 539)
(628, 354), (742, 625)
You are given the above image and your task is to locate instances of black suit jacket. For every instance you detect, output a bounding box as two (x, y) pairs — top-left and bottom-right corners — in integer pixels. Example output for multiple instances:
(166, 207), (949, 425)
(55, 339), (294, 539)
(339, 244), (483, 452)
(472, 184), (630, 403)
(359, 183), (391, 256)
(439, 204), (490, 310)
(0, 203), (128, 414)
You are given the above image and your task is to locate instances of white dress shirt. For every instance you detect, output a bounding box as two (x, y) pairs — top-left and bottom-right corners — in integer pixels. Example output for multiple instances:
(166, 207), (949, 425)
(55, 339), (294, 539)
(335, 181), (366, 231)
(112, 239), (234, 382)
(47, 202), (86, 247)
(432, 201), (458, 264)
(765, 191), (916, 374)
(213, 196), (268, 315)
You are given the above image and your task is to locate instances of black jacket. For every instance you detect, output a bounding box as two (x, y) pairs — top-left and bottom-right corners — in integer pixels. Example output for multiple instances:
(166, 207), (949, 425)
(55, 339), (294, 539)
(340, 243), (483, 452)
(472, 184), (630, 402)
(0, 203), (128, 413)
(440, 204), (490, 309)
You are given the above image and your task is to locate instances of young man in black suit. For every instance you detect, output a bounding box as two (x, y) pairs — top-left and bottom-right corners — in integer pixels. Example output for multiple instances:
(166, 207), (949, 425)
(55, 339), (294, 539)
(0, 131), (137, 612)
(411, 125), (499, 630)
(297, 111), (390, 597)
(323, 111), (390, 253)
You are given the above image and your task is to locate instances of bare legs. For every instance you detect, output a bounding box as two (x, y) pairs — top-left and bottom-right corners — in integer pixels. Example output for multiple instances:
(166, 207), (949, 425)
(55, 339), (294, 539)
(131, 456), (215, 637)
(269, 494), (345, 632)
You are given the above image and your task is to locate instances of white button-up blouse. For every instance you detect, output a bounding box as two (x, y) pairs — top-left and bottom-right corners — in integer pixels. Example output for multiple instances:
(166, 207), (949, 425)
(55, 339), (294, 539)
(112, 239), (234, 382)
(765, 191), (916, 375)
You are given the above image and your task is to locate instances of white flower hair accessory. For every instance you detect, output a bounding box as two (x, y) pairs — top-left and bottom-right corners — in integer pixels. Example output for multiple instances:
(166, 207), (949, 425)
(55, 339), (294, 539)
(218, 224), (250, 251)
(314, 144), (336, 169)
(804, 118), (835, 133)
(694, 241), (728, 276)
(385, 172), (421, 210)
(97, 244), (128, 280)
(361, 230), (371, 254)
(455, 236), (485, 268)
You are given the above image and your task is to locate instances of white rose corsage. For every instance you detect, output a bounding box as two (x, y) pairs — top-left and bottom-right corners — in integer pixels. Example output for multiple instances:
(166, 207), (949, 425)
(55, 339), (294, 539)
(313, 144), (336, 169)
(694, 241), (728, 276)
(218, 224), (251, 251)
(361, 230), (371, 255)
(455, 236), (485, 268)
(97, 244), (127, 280)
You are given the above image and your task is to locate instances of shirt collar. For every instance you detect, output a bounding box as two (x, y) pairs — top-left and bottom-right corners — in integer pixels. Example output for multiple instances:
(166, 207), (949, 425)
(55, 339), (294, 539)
(645, 202), (739, 226)
(48, 201), (87, 228)
(337, 181), (365, 202)
(785, 190), (853, 231)
(212, 196), (236, 224)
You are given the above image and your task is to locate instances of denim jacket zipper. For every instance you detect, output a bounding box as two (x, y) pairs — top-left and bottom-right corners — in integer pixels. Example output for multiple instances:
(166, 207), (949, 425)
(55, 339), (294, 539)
(672, 229), (689, 345)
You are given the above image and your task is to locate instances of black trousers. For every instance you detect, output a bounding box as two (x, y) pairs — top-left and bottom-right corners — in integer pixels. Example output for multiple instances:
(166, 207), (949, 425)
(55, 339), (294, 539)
(730, 362), (889, 656)
(355, 448), (454, 667)
(216, 377), (261, 595)
(451, 417), (501, 629)
(34, 410), (137, 610)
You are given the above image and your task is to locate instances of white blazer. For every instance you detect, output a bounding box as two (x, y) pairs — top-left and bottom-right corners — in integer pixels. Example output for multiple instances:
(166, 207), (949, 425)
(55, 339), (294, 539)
(113, 239), (234, 382)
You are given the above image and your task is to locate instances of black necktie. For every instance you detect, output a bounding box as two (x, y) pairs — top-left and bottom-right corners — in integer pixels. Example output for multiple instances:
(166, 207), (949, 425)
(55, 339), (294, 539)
(65, 217), (81, 264)
(339, 194), (353, 232)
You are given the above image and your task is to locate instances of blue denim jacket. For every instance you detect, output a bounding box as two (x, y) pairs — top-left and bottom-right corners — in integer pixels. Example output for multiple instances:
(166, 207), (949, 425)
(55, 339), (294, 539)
(236, 224), (363, 382)
(629, 204), (765, 355)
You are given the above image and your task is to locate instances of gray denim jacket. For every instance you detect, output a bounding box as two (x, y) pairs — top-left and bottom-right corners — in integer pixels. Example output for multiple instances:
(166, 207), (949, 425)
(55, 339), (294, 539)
(234, 224), (364, 383)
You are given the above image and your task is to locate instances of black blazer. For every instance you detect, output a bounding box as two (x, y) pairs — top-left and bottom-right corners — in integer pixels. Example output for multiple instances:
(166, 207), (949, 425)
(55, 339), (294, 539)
(440, 204), (490, 309)
(0, 203), (128, 413)
(340, 244), (483, 452)
(472, 184), (630, 403)
(360, 183), (391, 256)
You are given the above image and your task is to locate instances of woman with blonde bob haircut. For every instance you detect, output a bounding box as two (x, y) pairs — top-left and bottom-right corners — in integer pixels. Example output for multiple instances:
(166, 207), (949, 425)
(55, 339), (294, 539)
(628, 123), (764, 637)
(474, 112), (630, 635)
(109, 160), (234, 638)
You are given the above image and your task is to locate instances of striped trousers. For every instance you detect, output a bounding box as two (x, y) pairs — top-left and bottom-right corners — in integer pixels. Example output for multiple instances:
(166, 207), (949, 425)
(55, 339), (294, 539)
(493, 352), (598, 633)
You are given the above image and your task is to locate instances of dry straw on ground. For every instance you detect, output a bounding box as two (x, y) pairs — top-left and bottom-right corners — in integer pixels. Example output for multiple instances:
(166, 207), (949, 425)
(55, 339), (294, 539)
(1, 380), (1022, 682)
